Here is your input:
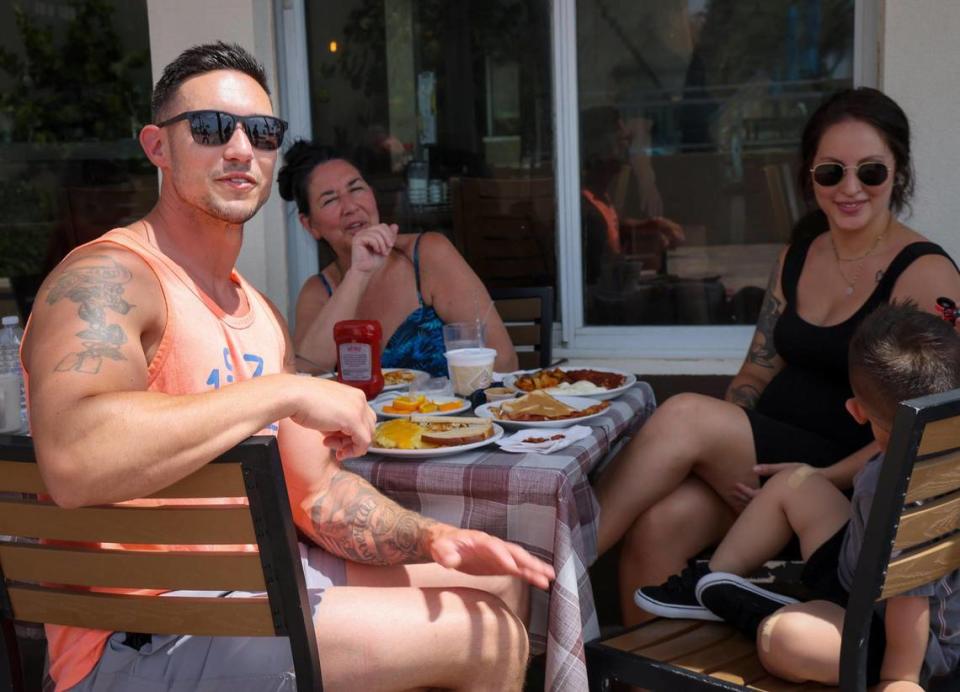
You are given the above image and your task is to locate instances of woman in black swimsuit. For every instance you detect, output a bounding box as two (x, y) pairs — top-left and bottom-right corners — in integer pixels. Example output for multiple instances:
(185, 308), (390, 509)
(594, 87), (960, 624)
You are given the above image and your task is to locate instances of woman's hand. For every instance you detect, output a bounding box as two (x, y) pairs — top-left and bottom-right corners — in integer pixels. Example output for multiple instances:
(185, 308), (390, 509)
(350, 223), (399, 274)
(731, 463), (807, 509)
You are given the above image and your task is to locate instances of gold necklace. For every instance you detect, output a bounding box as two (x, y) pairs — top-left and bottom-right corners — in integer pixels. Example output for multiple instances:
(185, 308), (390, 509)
(829, 227), (887, 296)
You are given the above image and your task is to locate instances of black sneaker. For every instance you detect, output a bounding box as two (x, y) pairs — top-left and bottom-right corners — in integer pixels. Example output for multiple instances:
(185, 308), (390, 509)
(634, 560), (721, 621)
(695, 572), (798, 639)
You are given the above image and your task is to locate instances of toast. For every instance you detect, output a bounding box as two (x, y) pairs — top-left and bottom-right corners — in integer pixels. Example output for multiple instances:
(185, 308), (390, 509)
(494, 390), (609, 421)
(413, 415), (494, 447)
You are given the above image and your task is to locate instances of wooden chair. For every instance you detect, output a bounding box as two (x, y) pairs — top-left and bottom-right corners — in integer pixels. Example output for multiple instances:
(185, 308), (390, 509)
(0, 435), (322, 692)
(450, 177), (556, 289)
(586, 387), (960, 691)
(490, 286), (554, 370)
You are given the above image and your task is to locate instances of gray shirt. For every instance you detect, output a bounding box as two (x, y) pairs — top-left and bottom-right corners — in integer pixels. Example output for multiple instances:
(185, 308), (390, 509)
(839, 454), (960, 679)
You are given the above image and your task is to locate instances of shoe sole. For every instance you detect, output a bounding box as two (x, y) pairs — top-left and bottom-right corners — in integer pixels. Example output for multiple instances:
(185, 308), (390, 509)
(695, 572), (799, 608)
(633, 589), (723, 621)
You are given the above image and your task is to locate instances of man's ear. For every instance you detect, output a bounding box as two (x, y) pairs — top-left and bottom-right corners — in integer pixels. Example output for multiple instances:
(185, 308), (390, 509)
(139, 125), (168, 168)
(846, 397), (869, 424)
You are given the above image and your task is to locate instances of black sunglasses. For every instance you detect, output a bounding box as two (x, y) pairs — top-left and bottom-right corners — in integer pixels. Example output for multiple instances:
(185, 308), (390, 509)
(156, 110), (288, 151)
(810, 161), (889, 187)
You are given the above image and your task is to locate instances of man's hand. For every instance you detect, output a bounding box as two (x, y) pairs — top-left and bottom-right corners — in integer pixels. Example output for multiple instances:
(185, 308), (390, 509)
(428, 524), (556, 590)
(288, 377), (376, 460)
(350, 223), (399, 274)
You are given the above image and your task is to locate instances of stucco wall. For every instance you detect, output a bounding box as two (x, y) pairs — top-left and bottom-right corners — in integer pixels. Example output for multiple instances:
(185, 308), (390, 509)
(145, 0), (289, 316)
(881, 1), (960, 263)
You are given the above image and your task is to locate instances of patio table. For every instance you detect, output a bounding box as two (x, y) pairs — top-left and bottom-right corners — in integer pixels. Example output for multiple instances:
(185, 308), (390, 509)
(344, 382), (656, 692)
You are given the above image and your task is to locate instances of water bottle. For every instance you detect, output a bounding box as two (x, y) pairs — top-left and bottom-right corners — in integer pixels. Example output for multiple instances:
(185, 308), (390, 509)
(0, 315), (27, 434)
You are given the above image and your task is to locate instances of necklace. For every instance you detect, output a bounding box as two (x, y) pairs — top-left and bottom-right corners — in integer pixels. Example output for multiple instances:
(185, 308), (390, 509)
(829, 226), (888, 296)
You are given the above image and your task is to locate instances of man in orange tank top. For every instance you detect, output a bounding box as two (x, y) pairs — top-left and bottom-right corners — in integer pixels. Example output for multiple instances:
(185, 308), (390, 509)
(21, 42), (553, 692)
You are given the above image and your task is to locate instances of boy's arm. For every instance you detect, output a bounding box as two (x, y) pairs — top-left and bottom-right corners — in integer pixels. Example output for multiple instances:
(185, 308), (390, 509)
(877, 595), (929, 686)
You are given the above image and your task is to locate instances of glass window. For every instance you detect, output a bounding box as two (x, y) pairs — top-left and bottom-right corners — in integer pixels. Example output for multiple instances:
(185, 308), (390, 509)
(0, 0), (155, 321)
(304, 0), (555, 290)
(576, 0), (854, 326)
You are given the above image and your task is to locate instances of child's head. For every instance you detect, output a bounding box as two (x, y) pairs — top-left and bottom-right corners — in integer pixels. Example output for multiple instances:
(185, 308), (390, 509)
(847, 301), (960, 449)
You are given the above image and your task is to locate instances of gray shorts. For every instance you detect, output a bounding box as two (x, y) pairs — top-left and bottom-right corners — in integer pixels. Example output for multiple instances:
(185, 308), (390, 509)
(70, 543), (346, 691)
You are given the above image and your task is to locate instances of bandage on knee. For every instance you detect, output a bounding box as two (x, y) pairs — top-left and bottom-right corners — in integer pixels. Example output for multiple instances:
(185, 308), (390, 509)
(759, 613), (782, 653)
(787, 465), (816, 489)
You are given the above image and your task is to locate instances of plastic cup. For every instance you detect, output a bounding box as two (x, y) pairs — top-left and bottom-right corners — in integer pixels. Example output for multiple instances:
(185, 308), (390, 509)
(445, 348), (496, 396)
(0, 372), (21, 434)
(442, 322), (485, 352)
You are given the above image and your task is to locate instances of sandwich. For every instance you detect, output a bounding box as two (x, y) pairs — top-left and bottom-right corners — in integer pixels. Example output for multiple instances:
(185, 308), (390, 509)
(374, 416), (493, 450)
(494, 390), (609, 421)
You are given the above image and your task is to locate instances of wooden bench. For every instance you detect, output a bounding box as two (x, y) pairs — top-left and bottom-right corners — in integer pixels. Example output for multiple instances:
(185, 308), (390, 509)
(0, 435), (322, 692)
(586, 387), (960, 690)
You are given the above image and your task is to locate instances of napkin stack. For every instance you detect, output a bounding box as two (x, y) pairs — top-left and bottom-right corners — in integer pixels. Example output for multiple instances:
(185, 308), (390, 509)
(497, 425), (592, 454)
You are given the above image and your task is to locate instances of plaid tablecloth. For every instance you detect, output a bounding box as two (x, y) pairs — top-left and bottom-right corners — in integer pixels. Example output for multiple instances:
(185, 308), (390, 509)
(344, 382), (656, 691)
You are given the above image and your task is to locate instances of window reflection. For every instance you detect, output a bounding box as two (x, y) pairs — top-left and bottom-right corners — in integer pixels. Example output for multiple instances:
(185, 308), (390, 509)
(0, 0), (155, 321)
(305, 0), (555, 290)
(578, 0), (854, 326)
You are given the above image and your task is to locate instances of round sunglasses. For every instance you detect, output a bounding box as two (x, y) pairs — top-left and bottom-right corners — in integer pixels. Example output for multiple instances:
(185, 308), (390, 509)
(157, 110), (288, 151)
(810, 161), (889, 187)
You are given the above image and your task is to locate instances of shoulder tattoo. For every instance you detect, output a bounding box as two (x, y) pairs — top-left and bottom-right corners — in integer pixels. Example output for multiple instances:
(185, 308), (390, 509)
(45, 255), (135, 374)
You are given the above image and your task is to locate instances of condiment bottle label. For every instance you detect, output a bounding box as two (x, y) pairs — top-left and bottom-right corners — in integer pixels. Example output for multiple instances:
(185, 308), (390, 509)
(339, 343), (372, 381)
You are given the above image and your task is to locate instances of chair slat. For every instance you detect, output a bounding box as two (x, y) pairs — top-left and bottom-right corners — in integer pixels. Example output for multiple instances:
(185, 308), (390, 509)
(748, 676), (836, 691)
(7, 584), (275, 636)
(918, 415), (960, 455)
(882, 534), (960, 598)
(707, 652), (770, 685)
(670, 629), (756, 672)
(905, 450), (960, 503)
(0, 543), (266, 591)
(602, 619), (702, 653)
(0, 461), (44, 493)
(635, 621), (734, 661)
(504, 324), (540, 346)
(145, 463), (247, 498)
(0, 500), (256, 544)
(894, 488), (960, 551)
(494, 297), (542, 322)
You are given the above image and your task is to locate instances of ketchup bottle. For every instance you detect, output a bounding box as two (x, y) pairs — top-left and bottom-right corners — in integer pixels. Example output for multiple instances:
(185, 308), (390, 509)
(334, 320), (384, 400)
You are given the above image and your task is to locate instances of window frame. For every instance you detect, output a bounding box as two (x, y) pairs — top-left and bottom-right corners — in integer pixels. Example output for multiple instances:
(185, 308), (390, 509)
(280, 0), (879, 364)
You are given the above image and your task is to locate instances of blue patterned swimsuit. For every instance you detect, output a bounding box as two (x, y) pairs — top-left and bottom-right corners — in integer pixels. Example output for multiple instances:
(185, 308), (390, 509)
(318, 233), (449, 377)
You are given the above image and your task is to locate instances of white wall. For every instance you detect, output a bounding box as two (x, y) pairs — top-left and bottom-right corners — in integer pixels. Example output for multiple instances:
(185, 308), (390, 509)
(145, 0), (289, 316)
(881, 1), (960, 263)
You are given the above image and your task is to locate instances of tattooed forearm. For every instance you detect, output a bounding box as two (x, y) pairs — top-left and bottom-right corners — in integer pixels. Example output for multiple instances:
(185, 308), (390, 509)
(309, 471), (436, 565)
(46, 256), (134, 374)
(747, 257), (783, 369)
(727, 383), (761, 409)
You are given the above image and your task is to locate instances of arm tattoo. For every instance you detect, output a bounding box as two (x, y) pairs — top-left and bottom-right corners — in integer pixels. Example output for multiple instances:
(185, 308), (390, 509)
(309, 470), (436, 565)
(728, 383), (761, 409)
(45, 256), (134, 374)
(747, 257), (783, 369)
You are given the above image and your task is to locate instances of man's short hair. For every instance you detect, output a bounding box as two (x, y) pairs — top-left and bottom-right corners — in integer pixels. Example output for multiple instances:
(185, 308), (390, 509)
(849, 301), (960, 422)
(151, 41), (270, 122)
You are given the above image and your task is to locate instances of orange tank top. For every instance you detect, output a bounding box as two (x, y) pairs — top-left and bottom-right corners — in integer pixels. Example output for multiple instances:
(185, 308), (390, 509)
(25, 227), (286, 691)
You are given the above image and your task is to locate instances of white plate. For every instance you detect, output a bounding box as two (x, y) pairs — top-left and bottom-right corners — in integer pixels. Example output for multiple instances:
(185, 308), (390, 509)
(372, 395), (470, 419)
(502, 367), (636, 401)
(369, 424), (504, 458)
(474, 395), (609, 429)
(381, 368), (430, 391)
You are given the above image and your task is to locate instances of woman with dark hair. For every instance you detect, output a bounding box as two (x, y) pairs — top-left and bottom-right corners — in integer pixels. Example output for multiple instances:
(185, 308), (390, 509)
(593, 87), (960, 624)
(278, 141), (517, 376)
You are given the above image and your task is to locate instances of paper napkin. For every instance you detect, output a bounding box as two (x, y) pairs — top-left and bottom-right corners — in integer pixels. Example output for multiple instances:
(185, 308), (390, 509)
(496, 425), (592, 454)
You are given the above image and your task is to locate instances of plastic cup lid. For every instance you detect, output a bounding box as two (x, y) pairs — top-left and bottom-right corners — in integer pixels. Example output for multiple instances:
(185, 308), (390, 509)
(1, 315), (19, 326)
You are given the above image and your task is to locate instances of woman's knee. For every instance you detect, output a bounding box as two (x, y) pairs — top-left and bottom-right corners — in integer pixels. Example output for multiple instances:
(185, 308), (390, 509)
(623, 492), (708, 552)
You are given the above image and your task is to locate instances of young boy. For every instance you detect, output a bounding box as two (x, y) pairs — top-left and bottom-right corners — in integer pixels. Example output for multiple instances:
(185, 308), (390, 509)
(635, 302), (960, 689)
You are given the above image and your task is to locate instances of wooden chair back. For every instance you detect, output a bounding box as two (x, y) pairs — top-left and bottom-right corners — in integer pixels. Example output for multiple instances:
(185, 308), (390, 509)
(0, 435), (322, 692)
(450, 177), (555, 288)
(587, 386), (960, 691)
(490, 286), (554, 370)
